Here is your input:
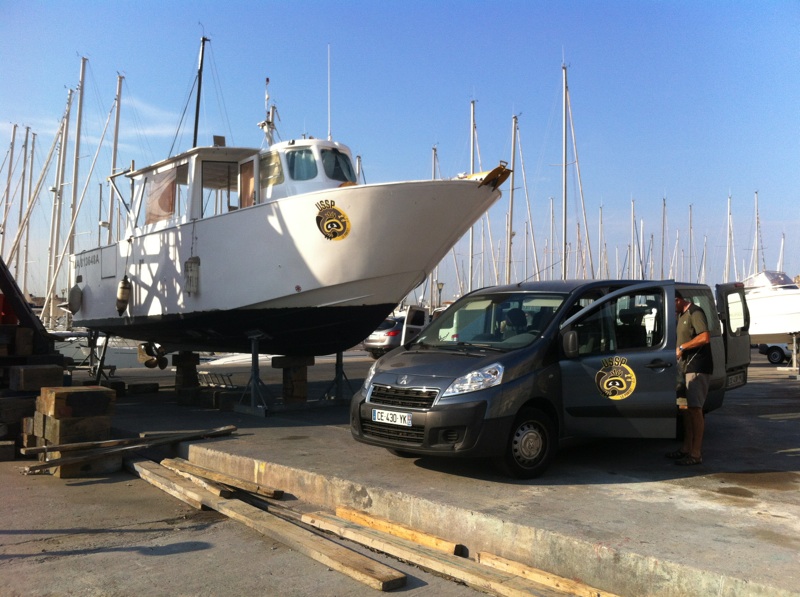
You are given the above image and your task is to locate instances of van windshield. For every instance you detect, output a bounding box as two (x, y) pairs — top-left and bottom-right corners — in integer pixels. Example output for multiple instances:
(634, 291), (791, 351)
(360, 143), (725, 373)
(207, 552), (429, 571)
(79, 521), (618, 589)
(414, 292), (567, 350)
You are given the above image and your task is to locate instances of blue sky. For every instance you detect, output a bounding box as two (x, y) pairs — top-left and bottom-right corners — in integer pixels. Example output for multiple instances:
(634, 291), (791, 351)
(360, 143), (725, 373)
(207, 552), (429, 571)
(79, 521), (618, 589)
(1, 0), (798, 302)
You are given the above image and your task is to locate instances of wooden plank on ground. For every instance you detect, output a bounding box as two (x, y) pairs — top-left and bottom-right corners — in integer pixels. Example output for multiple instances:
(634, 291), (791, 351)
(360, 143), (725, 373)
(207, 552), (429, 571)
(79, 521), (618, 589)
(125, 457), (205, 509)
(160, 457), (283, 499)
(477, 552), (620, 597)
(20, 431), (184, 455)
(159, 462), (234, 498)
(302, 511), (564, 597)
(336, 506), (465, 556)
(21, 425), (236, 473)
(126, 458), (405, 591)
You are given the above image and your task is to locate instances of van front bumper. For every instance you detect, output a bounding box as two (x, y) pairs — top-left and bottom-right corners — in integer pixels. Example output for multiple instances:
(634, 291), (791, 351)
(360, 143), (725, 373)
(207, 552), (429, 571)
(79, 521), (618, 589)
(350, 395), (513, 458)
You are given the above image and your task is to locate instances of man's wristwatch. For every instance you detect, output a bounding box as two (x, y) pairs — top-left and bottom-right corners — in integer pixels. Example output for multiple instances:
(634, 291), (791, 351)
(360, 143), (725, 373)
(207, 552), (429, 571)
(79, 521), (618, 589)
(678, 345), (684, 352)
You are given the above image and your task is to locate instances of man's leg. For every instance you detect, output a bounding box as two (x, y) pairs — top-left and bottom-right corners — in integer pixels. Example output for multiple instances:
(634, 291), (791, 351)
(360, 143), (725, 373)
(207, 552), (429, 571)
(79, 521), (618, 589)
(687, 406), (704, 459)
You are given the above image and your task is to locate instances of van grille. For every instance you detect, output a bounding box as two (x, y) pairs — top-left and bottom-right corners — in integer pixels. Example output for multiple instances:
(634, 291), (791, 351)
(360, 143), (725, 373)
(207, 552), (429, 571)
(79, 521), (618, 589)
(368, 384), (438, 409)
(361, 421), (425, 444)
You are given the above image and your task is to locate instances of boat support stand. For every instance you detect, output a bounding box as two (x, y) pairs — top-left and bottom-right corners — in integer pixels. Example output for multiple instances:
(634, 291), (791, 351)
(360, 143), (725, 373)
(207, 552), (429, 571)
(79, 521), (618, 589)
(235, 332), (272, 417)
(322, 352), (354, 402)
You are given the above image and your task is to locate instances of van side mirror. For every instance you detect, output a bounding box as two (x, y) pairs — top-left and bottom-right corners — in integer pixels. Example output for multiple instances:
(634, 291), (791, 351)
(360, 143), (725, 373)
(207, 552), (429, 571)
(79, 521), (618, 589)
(562, 330), (579, 358)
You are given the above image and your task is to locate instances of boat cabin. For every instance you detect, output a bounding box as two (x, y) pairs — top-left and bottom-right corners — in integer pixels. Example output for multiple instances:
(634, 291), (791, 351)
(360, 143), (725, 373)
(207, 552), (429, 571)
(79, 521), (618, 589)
(117, 138), (358, 236)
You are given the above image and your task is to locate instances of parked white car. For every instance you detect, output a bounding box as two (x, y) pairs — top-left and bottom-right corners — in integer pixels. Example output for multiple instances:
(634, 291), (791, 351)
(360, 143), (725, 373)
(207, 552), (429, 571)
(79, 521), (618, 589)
(758, 343), (793, 365)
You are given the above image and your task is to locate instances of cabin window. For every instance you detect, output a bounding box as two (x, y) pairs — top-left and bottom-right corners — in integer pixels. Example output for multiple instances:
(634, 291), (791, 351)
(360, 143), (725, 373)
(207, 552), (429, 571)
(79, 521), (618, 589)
(201, 161), (239, 217)
(286, 149), (317, 181)
(144, 169), (176, 225)
(321, 148), (356, 183)
(239, 160), (255, 208)
(259, 151), (284, 191)
(175, 164), (189, 217)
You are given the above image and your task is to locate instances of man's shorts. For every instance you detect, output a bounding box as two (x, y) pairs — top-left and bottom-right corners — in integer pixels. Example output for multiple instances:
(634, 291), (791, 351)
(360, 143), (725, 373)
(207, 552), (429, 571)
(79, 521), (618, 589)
(685, 372), (711, 409)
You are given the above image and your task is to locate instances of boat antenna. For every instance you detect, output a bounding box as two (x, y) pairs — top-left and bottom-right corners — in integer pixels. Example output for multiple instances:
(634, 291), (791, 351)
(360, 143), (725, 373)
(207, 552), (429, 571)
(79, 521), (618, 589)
(327, 44), (332, 141)
(192, 36), (210, 148)
(257, 77), (280, 146)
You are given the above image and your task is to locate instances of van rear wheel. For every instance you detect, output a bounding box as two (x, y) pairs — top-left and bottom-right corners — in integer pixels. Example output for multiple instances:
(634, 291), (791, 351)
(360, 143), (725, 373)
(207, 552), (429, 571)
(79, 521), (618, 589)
(495, 407), (556, 479)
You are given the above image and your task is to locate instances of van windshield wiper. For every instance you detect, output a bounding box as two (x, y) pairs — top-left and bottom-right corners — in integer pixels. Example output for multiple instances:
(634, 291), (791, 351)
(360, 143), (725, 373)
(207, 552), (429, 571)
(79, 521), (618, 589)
(455, 342), (506, 353)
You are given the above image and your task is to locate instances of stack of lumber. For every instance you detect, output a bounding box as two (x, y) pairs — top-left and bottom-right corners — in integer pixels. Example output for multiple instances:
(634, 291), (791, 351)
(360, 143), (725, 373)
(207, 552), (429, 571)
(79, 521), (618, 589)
(20, 386), (117, 477)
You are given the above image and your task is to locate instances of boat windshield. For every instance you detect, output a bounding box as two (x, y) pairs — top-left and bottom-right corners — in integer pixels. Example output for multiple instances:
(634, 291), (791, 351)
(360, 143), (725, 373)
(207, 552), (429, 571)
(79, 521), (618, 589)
(744, 271), (799, 290)
(321, 148), (357, 183)
(412, 292), (567, 350)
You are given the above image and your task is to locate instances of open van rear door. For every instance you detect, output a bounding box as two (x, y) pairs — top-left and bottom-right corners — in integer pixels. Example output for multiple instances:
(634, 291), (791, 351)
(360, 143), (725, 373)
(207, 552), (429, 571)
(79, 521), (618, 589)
(400, 306), (428, 344)
(716, 283), (750, 390)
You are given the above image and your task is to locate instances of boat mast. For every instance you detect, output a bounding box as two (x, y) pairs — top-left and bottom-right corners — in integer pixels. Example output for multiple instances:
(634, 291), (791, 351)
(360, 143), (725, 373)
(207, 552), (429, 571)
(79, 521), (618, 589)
(14, 127), (29, 283)
(468, 100), (476, 292)
(193, 36), (210, 148)
(22, 131), (35, 297)
(107, 74), (123, 244)
(46, 89), (73, 328)
(1, 124), (16, 259)
(660, 197), (666, 279)
(505, 115), (517, 284)
(561, 64), (568, 280)
(724, 195), (731, 283)
(566, 85), (594, 278)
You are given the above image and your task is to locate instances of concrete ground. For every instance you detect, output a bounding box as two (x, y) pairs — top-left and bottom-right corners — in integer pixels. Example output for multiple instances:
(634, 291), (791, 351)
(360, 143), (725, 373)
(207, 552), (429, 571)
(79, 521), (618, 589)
(4, 351), (800, 596)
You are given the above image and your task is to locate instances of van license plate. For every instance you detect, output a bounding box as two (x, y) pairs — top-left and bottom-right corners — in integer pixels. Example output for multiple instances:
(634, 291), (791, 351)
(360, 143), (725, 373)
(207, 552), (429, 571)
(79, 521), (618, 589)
(727, 371), (746, 389)
(372, 409), (412, 427)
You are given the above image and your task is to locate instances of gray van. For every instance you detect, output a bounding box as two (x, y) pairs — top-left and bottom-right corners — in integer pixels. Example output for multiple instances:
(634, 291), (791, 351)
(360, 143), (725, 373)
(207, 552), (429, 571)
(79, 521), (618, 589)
(350, 280), (750, 478)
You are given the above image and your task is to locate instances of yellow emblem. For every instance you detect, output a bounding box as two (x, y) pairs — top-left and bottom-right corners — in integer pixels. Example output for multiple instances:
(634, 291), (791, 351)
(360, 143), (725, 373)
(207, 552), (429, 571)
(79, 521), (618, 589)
(595, 356), (637, 401)
(315, 199), (350, 241)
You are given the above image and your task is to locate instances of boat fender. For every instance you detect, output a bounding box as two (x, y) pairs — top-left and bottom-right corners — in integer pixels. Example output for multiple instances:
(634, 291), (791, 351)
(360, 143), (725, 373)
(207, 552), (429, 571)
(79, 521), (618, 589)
(116, 275), (131, 316)
(67, 284), (83, 315)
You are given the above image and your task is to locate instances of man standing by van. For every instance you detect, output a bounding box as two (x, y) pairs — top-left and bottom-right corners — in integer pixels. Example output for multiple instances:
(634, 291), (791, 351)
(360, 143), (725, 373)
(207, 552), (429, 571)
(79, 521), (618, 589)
(669, 291), (712, 465)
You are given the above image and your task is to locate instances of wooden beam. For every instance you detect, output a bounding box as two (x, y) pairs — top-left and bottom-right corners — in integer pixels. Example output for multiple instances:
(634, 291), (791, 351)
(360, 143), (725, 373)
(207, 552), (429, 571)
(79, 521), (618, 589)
(302, 511), (563, 597)
(160, 457), (283, 499)
(21, 432), (173, 455)
(21, 425), (236, 473)
(477, 552), (620, 597)
(126, 458), (405, 591)
(336, 506), (465, 556)
(125, 457), (205, 509)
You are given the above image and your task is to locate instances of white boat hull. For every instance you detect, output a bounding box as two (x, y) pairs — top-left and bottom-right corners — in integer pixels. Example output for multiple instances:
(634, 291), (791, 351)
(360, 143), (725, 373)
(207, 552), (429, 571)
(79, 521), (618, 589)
(71, 179), (501, 355)
(745, 289), (800, 344)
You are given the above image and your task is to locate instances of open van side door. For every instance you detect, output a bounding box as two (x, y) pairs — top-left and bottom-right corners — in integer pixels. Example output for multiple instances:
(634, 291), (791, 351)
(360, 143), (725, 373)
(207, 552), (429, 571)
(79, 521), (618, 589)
(716, 283), (750, 390)
(401, 306), (428, 344)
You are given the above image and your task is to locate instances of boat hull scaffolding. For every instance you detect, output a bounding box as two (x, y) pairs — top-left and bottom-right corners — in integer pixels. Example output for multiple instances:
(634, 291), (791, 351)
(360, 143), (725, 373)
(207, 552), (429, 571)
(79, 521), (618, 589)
(70, 169), (503, 355)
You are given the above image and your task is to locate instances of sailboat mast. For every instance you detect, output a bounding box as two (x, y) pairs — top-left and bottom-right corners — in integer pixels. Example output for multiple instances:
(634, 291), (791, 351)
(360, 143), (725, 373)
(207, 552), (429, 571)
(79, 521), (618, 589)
(193, 37), (210, 149)
(22, 132), (35, 297)
(505, 115), (517, 284)
(561, 64), (568, 280)
(468, 100), (476, 292)
(14, 127), (29, 281)
(69, 57), (87, 258)
(107, 74), (123, 244)
(660, 197), (666, 279)
(1, 124), (16, 259)
(724, 195), (732, 283)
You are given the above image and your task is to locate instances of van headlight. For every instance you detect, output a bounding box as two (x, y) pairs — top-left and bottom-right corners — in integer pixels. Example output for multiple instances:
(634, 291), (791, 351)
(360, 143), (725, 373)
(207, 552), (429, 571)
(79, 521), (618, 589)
(363, 361), (378, 392)
(442, 363), (504, 397)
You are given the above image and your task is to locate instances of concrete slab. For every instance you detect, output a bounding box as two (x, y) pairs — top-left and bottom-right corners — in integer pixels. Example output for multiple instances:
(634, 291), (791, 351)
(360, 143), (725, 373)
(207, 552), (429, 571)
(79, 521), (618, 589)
(95, 352), (800, 597)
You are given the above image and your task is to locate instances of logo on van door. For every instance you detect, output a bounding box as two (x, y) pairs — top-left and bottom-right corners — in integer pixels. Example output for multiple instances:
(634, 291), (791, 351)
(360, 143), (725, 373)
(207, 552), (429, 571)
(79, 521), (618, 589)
(595, 356), (637, 400)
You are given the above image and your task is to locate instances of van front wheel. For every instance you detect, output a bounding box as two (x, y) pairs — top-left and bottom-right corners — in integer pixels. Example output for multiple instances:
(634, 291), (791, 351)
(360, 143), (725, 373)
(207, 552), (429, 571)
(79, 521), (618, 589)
(496, 407), (556, 479)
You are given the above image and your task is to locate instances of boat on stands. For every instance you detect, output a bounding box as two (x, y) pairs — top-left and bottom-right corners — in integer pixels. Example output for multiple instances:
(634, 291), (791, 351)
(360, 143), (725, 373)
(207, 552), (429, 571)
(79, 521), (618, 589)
(741, 270), (800, 344)
(65, 43), (509, 358)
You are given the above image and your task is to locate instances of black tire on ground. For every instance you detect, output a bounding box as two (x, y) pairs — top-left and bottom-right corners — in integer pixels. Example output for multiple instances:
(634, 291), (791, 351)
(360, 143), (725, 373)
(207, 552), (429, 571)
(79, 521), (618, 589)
(495, 407), (556, 479)
(767, 347), (786, 365)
